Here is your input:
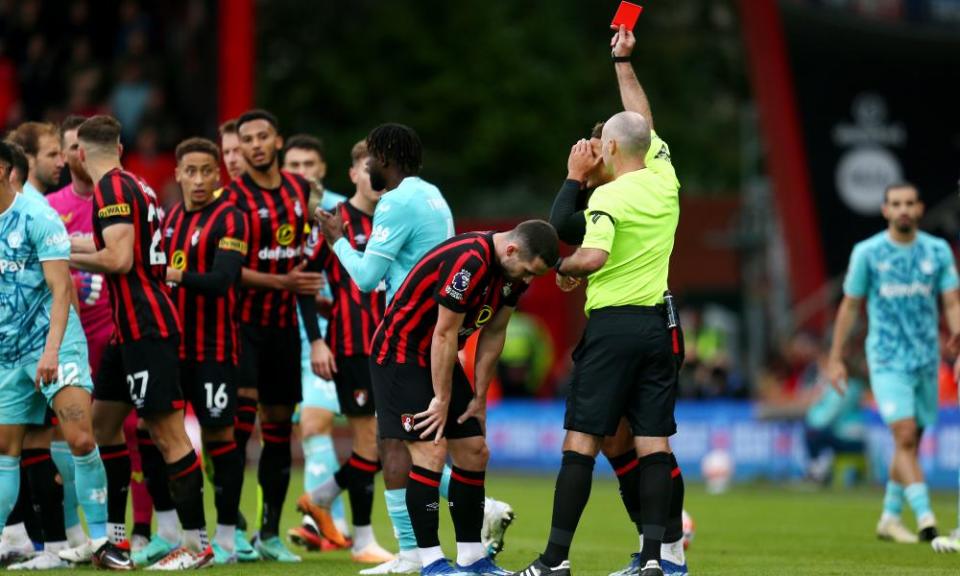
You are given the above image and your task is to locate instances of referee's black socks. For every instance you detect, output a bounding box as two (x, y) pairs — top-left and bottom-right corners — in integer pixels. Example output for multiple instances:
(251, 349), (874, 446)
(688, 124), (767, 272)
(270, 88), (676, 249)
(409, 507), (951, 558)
(665, 453), (685, 544)
(607, 449), (643, 536)
(542, 451), (595, 567)
(638, 452), (674, 564)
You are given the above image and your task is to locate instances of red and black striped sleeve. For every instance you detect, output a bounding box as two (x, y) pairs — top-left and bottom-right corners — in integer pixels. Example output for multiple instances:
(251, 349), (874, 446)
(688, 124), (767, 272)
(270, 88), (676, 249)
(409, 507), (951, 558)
(94, 172), (134, 229)
(434, 249), (489, 313)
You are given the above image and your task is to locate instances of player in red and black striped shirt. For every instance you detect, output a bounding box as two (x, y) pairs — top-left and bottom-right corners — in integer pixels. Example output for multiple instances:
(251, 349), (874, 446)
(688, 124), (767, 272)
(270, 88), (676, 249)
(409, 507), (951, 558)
(152, 138), (246, 563)
(371, 221), (557, 573)
(69, 116), (210, 568)
(219, 109), (327, 559)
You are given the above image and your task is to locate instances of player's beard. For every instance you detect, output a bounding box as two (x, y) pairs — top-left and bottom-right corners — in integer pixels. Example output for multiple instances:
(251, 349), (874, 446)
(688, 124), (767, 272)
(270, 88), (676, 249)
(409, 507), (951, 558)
(369, 164), (388, 192)
(894, 215), (917, 234)
(250, 149), (277, 173)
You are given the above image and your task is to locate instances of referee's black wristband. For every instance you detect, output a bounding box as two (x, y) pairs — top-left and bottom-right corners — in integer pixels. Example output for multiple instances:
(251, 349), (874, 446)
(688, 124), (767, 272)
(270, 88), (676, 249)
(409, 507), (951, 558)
(612, 54), (631, 63)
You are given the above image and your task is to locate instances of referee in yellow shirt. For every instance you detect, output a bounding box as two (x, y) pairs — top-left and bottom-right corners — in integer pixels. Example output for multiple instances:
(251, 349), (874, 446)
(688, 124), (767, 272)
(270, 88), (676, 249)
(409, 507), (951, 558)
(516, 53), (681, 576)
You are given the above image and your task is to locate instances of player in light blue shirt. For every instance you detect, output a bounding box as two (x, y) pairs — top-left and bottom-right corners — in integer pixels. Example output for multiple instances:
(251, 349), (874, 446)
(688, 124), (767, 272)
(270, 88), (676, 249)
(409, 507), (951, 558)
(315, 125), (516, 574)
(828, 183), (960, 545)
(0, 142), (110, 554)
(320, 125), (454, 305)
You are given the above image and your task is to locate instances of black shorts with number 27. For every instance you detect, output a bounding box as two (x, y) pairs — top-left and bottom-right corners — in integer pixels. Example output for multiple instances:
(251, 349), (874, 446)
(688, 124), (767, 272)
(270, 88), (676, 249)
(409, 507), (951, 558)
(94, 336), (183, 416)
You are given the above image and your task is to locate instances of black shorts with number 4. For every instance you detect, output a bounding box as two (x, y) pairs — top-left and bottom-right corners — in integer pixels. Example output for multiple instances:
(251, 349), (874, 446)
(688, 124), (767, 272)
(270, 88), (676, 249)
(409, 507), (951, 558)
(334, 355), (376, 416)
(237, 323), (302, 405)
(94, 336), (183, 416)
(181, 361), (237, 427)
(371, 358), (482, 441)
(564, 305), (679, 438)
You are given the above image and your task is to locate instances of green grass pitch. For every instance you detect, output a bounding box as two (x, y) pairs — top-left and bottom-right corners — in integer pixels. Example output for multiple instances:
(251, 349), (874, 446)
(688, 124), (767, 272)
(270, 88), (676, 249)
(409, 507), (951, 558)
(36, 470), (960, 575)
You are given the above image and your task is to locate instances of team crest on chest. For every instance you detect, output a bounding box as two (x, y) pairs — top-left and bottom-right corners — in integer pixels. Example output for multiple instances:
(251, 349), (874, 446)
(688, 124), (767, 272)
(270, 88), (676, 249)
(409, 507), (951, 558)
(258, 207), (270, 219)
(294, 200), (303, 217)
(502, 283), (512, 297)
(191, 229), (201, 246)
(7, 231), (23, 249)
(920, 259), (935, 275)
(401, 413), (415, 433)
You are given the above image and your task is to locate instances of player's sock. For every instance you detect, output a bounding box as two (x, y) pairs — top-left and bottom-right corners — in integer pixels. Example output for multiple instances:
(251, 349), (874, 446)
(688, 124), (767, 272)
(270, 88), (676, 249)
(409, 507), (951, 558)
(665, 453), (685, 544)
(139, 430), (177, 518)
(50, 442), (81, 533)
(167, 451), (208, 551)
(385, 489), (418, 552)
(607, 449), (642, 536)
(234, 397), (257, 468)
(881, 480), (905, 521)
(407, 466), (443, 566)
(334, 452), (379, 528)
(449, 467), (486, 567)
(542, 451), (595, 567)
(13, 466), (43, 544)
(155, 510), (180, 544)
(905, 482), (934, 525)
(100, 443), (131, 543)
(216, 524), (236, 554)
(0, 456), (20, 529)
(23, 448), (68, 547)
(258, 422), (292, 539)
(637, 452), (673, 565)
(304, 435), (342, 503)
(73, 447), (109, 540)
(130, 429), (154, 532)
(440, 465), (452, 500)
(206, 441), (242, 532)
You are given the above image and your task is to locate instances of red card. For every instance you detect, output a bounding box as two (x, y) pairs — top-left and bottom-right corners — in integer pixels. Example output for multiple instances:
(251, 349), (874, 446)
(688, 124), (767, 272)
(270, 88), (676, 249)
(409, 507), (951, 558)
(610, 1), (643, 31)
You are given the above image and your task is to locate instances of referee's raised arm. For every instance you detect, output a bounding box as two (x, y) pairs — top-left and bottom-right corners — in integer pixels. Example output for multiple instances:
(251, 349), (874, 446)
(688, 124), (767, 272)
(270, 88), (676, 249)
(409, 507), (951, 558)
(611, 24), (654, 131)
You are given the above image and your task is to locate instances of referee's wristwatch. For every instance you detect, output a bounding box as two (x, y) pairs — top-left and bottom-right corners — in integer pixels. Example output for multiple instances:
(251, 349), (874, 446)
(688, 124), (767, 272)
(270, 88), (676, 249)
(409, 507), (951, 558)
(611, 52), (631, 63)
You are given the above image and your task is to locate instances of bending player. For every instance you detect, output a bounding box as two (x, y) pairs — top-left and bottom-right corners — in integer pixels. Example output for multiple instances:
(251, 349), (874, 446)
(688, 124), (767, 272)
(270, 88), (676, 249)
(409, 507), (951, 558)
(370, 221), (557, 576)
(302, 124), (514, 574)
(66, 116), (212, 569)
(0, 141), (125, 569)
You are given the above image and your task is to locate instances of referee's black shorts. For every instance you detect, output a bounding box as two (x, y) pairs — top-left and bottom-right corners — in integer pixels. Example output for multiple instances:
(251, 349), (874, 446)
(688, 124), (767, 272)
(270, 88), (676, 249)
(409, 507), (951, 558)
(564, 305), (678, 438)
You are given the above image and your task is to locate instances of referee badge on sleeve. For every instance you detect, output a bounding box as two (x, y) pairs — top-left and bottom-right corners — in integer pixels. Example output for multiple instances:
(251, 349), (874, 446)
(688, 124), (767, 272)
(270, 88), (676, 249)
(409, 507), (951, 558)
(401, 413), (415, 433)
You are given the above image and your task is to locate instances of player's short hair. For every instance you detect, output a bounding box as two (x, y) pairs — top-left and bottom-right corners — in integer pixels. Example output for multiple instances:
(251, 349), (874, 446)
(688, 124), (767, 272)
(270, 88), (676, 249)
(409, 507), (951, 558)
(283, 134), (325, 161)
(0, 141), (14, 171)
(366, 123), (422, 175)
(77, 115), (122, 148)
(350, 140), (368, 164)
(0, 141), (28, 187)
(511, 220), (560, 267)
(7, 122), (59, 157)
(883, 181), (921, 203)
(590, 122), (605, 139)
(60, 115), (87, 138)
(175, 137), (220, 164)
(219, 119), (239, 137)
(237, 109), (280, 134)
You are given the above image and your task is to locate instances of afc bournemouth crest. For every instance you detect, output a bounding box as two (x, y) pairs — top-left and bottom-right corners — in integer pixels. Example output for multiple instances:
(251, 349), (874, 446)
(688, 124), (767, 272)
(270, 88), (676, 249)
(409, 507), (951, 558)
(401, 413), (415, 433)
(354, 389), (368, 407)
